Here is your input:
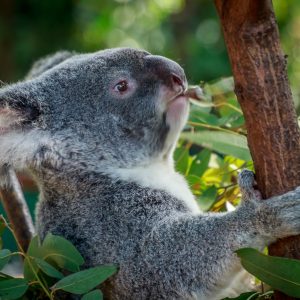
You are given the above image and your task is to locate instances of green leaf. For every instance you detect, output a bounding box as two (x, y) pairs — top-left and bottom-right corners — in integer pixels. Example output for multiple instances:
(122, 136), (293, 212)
(181, 131), (251, 161)
(82, 289), (103, 300)
(24, 234), (84, 278)
(23, 257), (38, 281)
(174, 147), (190, 175)
(189, 106), (220, 125)
(189, 149), (211, 177)
(198, 186), (218, 211)
(53, 265), (117, 295)
(205, 77), (234, 96)
(41, 233), (84, 272)
(222, 291), (259, 300)
(26, 235), (40, 257)
(0, 249), (11, 270)
(23, 236), (40, 280)
(24, 237), (41, 280)
(237, 248), (300, 297)
(0, 273), (13, 281)
(0, 278), (28, 300)
(34, 257), (64, 279)
(186, 175), (202, 187)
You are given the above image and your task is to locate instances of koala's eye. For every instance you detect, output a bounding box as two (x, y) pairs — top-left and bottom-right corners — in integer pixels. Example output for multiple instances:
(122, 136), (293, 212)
(114, 81), (128, 93)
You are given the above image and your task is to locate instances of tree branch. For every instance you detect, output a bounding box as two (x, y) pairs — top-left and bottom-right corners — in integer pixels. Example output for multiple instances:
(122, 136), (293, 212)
(0, 166), (35, 252)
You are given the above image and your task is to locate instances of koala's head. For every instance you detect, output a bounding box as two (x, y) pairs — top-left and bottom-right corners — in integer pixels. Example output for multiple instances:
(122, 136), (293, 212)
(0, 48), (189, 173)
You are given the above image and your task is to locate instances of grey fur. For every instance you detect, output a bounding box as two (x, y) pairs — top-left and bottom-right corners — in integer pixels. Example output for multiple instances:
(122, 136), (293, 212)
(1, 48), (300, 300)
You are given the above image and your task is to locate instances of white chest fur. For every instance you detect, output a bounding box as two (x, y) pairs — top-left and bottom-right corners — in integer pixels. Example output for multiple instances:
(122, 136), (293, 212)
(109, 161), (201, 214)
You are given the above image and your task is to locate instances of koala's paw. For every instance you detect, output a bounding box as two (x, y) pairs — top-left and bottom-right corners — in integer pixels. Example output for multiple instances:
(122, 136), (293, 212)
(262, 187), (300, 239)
(238, 169), (262, 201)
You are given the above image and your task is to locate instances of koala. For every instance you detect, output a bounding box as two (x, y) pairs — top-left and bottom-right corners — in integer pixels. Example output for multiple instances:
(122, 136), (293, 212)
(1, 48), (300, 300)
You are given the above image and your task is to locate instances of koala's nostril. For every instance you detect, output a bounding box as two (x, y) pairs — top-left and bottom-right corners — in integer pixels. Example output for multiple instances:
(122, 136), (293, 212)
(171, 73), (184, 88)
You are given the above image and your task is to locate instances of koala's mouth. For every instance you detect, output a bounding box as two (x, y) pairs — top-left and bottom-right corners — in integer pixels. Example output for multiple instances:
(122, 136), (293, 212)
(167, 89), (188, 107)
(165, 92), (189, 128)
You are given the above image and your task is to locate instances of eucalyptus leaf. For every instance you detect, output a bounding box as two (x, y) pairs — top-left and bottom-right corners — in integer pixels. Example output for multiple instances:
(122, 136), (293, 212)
(189, 149), (211, 177)
(205, 77), (234, 96)
(34, 257), (64, 279)
(0, 278), (28, 300)
(26, 235), (41, 257)
(222, 291), (259, 300)
(181, 131), (251, 161)
(41, 233), (84, 272)
(237, 248), (300, 297)
(174, 146), (190, 175)
(198, 186), (218, 211)
(53, 265), (117, 295)
(24, 236), (41, 280)
(189, 107), (220, 125)
(23, 257), (39, 281)
(0, 249), (11, 270)
(82, 289), (103, 300)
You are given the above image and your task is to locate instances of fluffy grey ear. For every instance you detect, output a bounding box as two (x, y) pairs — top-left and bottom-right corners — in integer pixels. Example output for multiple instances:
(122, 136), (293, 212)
(0, 82), (42, 134)
(0, 83), (47, 171)
(26, 51), (76, 79)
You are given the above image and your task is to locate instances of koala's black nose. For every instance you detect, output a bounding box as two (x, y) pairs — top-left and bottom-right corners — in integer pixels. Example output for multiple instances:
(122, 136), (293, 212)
(144, 55), (187, 91)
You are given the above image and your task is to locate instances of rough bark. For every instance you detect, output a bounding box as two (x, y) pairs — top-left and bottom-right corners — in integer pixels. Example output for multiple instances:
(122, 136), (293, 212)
(214, 1), (300, 299)
(0, 166), (35, 252)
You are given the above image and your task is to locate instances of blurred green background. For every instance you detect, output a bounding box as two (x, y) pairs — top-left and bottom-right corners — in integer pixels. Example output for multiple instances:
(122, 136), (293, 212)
(0, 0), (300, 250)
(1, 0), (300, 95)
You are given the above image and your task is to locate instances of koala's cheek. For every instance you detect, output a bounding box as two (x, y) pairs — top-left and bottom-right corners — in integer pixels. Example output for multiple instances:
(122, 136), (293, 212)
(166, 96), (189, 127)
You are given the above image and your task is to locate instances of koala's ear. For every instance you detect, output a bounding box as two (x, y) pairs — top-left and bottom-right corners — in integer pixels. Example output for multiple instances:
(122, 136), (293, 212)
(0, 83), (42, 134)
(26, 50), (76, 79)
(0, 81), (49, 171)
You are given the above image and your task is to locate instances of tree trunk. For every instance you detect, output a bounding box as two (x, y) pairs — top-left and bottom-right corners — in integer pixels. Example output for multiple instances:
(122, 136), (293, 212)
(214, 1), (300, 299)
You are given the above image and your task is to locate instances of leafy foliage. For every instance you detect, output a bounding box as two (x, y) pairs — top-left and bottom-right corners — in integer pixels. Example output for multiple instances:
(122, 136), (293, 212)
(175, 78), (252, 213)
(237, 248), (300, 298)
(0, 216), (116, 300)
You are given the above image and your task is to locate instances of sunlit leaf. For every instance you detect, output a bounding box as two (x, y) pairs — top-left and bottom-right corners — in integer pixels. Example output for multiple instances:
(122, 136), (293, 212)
(205, 77), (234, 96)
(189, 106), (219, 125)
(189, 149), (211, 177)
(174, 147), (190, 175)
(181, 131), (251, 161)
(198, 186), (218, 211)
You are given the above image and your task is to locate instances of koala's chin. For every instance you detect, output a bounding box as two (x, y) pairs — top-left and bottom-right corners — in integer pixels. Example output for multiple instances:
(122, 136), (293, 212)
(157, 84), (190, 157)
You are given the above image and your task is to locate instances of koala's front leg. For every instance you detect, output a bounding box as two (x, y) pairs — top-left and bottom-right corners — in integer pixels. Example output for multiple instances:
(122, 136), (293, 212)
(136, 171), (300, 299)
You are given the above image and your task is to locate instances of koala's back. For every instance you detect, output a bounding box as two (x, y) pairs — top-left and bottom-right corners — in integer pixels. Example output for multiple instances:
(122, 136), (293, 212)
(36, 174), (191, 299)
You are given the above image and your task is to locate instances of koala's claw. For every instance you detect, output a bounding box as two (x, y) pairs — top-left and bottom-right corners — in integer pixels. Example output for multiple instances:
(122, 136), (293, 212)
(238, 169), (255, 189)
(238, 169), (262, 201)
